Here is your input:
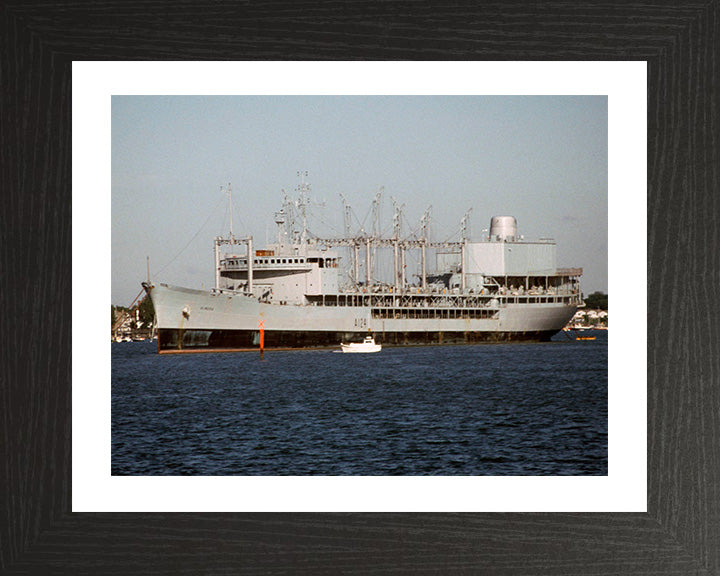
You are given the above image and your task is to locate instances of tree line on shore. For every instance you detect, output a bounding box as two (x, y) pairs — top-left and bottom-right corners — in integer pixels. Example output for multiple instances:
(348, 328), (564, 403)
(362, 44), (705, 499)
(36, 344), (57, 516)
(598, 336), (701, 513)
(583, 291), (608, 310)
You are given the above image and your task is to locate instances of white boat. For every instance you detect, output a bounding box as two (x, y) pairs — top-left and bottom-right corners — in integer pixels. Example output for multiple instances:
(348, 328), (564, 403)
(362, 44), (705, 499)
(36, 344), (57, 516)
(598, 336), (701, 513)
(340, 336), (381, 353)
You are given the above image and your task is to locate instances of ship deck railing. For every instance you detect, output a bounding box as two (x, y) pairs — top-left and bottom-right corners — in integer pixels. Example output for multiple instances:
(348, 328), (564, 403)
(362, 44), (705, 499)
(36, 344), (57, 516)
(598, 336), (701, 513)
(305, 291), (581, 309)
(371, 307), (500, 320)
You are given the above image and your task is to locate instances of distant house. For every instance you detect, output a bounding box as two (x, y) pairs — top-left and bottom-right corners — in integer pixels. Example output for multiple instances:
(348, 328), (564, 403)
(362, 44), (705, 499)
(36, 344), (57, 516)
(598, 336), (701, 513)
(112, 308), (144, 336)
(568, 308), (608, 328)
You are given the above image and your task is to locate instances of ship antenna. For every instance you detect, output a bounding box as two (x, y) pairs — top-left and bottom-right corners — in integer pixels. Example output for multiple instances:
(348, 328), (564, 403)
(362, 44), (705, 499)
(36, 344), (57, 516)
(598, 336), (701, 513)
(370, 188), (383, 280)
(460, 208), (472, 241)
(296, 170), (310, 244)
(460, 208), (472, 293)
(392, 197), (405, 292)
(420, 206), (431, 290)
(227, 182), (234, 237)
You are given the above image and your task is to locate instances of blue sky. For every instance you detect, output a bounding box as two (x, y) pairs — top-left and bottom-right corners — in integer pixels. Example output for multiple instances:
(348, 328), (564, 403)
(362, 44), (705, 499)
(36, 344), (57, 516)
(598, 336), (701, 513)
(112, 95), (607, 305)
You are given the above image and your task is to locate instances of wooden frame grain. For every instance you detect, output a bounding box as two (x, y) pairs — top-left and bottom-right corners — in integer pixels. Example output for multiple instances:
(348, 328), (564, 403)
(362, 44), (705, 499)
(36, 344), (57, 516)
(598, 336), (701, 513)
(2, 2), (718, 574)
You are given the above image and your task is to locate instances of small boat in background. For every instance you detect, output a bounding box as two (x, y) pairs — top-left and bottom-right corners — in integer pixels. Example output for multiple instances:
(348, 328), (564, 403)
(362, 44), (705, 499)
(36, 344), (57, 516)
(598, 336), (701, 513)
(562, 327), (597, 341)
(341, 336), (382, 353)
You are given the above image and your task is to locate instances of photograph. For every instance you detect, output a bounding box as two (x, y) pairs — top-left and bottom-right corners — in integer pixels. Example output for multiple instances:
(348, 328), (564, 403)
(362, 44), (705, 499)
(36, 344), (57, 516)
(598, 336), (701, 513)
(111, 95), (608, 476)
(4, 2), (717, 573)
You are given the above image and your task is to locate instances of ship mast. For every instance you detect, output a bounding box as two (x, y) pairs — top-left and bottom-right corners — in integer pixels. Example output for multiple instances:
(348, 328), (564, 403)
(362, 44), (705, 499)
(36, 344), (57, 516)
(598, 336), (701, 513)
(297, 171), (309, 245)
(227, 183), (234, 237)
(368, 189), (382, 287)
(460, 208), (472, 293)
(340, 193), (360, 286)
(392, 198), (404, 293)
(215, 183), (253, 294)
(420, 206), (431, 290)
(274, 208), (286, 246)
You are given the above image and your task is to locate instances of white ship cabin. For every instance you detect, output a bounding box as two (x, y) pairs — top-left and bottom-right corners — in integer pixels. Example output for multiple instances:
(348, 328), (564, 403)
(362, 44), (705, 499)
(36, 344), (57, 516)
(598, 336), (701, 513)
(429, 216), (580, 297)
(216, 240), (340, 305)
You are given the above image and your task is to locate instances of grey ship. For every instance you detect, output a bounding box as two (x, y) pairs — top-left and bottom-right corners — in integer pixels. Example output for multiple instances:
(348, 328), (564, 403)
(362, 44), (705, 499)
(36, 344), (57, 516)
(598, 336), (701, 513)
(143, 180), (582, 353)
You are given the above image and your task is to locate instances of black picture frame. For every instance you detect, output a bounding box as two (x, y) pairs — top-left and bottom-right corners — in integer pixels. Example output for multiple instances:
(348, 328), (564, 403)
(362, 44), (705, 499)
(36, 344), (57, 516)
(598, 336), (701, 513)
(2, 2), (718, 574)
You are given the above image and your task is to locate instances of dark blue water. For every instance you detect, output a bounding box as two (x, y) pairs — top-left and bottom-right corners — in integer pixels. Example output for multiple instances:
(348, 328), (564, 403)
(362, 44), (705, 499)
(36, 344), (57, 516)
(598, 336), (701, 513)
(112, 332), (607, 475)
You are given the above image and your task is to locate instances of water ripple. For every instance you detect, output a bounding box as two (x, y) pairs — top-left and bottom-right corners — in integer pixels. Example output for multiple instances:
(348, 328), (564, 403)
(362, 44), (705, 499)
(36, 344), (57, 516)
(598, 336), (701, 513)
(112, 334), (608, 475)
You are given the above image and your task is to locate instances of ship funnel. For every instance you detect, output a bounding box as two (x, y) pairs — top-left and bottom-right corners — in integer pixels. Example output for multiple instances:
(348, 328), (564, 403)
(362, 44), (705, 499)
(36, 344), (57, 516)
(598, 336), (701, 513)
(489, 216), (518, 241)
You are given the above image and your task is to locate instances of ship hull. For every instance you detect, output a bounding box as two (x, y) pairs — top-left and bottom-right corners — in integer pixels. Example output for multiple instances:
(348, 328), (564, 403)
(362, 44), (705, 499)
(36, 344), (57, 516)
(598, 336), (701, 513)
(147, 283), (577, 353)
